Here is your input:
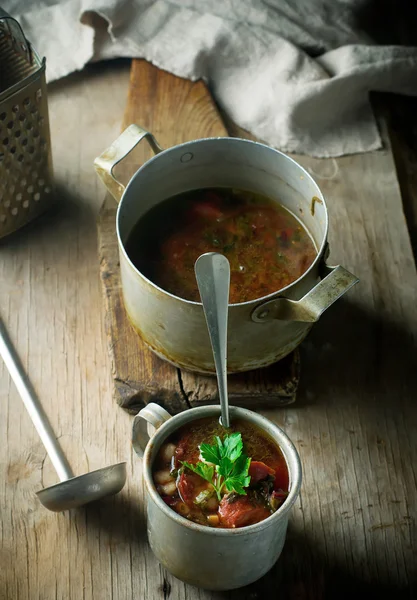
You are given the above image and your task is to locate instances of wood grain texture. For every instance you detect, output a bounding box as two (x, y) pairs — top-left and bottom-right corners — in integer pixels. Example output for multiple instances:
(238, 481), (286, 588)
(0, 57), (416, 600)
(386, 95), (417, 261)
(98, 59), (299, 413)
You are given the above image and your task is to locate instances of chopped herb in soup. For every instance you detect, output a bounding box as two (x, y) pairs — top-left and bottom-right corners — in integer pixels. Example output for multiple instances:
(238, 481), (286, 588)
(152, 417), (290, 528)
(125, 187), (317, 303)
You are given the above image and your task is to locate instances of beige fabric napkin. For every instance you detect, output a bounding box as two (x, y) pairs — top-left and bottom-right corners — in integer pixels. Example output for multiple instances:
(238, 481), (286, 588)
(7, 0), (417, 156)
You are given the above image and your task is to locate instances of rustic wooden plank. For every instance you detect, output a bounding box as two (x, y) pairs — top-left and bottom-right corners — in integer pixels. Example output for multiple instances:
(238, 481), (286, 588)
(385, 94), (417, 262)
(98, 59), (300, 413)
(98, 59), (229, 413)
(98, 197), (186, 414)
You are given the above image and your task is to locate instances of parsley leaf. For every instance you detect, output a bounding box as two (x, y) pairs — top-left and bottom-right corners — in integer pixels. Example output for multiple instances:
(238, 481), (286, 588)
(181, 432), (252, 501)
(182, 461), (214, 484)
(200, 442), (222, 466)
(222, 432), (243, 462)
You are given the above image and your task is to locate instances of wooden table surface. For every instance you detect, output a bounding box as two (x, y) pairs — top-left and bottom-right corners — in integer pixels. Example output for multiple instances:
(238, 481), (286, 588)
(1, 59), (416, 600)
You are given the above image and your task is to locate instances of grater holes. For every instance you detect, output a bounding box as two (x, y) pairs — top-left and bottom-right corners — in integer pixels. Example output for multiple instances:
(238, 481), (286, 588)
(23, 98), (30, 107)
(10, 147), (16, 155)
(45, 186), (51, 194)
(11, 207), (18, 216)
(4, 200), (10, 208)
(16, 193), (22, 201)
(22, 200), (29, 209)
(14, 130), (21, 138)
(0, 112), (6, 121)
(28, 147), (35, 155)
(31, 107), (38, 115)
(38, 116), (44, 126)
(0, 215), (6, 223)
(0, 153), (4, 163)
(22, 138), (28, 146)
(34, 193), (40, 201)
(19, 114), (25, 122)
(21, 178), (27, 186)
(7, 121), (13, 130)
(27, 185), (34, 194)
(39, 179), (45, 186)
(33, 130), (40, 138)
(12, 104), (19, 114)
(27, 121), (33, 131)
(2, 137), (8, 146)
(36, 89), (42, 102)
(17, 154), (24, 162)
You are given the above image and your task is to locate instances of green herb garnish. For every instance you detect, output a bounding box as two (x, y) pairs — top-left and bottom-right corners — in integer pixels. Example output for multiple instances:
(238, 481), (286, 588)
(182, 433), (251, 500)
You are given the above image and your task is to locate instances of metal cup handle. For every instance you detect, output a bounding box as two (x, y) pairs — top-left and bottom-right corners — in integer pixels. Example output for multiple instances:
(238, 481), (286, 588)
(94, 124), (163, 203)
(132, 403), (172, 458)
(251, 265), (359, 323)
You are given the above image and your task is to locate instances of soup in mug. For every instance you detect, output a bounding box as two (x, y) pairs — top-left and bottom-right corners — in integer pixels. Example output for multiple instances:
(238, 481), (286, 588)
(125, 187), (317, 303)
(152, 417), (290, 529)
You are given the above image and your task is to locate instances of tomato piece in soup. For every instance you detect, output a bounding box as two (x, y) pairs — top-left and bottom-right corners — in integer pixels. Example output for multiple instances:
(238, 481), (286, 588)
(219, 493), (271, 528)
(248, 461), (276, 485)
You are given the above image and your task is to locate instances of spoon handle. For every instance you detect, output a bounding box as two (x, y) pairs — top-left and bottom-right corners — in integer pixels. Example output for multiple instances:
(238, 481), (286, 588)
(195, 253), (230, 428)
(0, 317), (74, 481)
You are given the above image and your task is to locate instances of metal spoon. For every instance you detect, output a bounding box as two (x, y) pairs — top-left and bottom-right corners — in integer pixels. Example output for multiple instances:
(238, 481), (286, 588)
(0, 318), (126, 512)
(195, 252), (231, 428)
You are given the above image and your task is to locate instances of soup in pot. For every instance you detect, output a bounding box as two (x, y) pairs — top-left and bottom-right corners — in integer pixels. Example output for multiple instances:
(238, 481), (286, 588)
(125, 187), (316, 303)
(152, 417), (290, 529)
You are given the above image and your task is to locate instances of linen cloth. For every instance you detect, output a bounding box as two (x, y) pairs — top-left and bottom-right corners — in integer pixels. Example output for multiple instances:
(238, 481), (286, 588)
(6, 0), (417, 156)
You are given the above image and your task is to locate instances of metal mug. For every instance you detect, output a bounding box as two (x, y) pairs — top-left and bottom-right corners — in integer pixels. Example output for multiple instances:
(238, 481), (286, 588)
(94, 125), (358, 374)
(132, 402), (302, 590)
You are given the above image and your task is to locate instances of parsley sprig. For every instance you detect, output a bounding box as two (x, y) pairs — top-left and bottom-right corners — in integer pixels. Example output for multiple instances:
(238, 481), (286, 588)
(182, 432), (251, 500)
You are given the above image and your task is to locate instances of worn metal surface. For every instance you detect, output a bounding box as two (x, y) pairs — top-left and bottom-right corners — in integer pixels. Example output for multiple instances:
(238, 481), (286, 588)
(0, 10), (54, 239)
(134, 403), (302, 590)
(252, 265), (359, 323)
(94, 123), (162, 203)
(95, 129), (357, 373)
(0, 314), (127, 512)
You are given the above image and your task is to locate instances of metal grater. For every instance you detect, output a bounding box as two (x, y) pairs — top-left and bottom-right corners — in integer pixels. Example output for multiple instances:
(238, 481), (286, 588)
(0, 8), (54, 239)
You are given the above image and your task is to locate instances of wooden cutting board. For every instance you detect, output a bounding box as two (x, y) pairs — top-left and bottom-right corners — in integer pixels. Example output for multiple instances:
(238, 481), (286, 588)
(97, 59), (300, 414)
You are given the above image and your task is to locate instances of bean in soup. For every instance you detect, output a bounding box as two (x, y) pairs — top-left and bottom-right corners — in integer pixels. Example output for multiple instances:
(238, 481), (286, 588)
(152, 417), (290, 528)
(125, 187), (316, 303)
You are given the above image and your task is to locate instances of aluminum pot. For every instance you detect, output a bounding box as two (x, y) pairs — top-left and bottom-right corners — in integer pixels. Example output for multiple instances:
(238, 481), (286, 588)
(132, 402), (302, 590)
(94, 125), (358, 374)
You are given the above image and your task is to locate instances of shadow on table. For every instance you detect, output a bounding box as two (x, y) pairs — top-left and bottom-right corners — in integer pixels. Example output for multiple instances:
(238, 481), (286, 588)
(0, 180), (95, 251)
(80, 498), (414, 600)
(82, 491), (147, 548)
(224, 525), (413, 600)
(296, 295), (417, 410)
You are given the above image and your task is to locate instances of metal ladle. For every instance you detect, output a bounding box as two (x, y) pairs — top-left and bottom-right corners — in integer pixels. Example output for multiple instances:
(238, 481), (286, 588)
(195, 253), (231, 428)
(0, 318), (127, 511)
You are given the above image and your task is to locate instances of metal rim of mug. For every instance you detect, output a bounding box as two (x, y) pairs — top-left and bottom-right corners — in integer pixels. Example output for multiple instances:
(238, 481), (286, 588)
(142, 404), (302, 537)
(116, 136), (329, 308)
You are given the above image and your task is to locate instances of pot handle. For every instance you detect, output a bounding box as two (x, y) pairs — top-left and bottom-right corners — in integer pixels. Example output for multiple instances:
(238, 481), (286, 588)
(94, 124), (163, 203)
(251, 265), (359, 323)
(132, 402), (172, 458)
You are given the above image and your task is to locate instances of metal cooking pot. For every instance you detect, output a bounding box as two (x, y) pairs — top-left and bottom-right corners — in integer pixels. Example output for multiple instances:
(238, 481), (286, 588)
(94, 125), (358, 374)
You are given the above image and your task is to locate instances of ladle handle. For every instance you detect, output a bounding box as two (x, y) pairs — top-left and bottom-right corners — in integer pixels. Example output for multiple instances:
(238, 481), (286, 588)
(195, 253), (230, 429)
(0, 318), (73, 482)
